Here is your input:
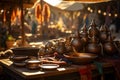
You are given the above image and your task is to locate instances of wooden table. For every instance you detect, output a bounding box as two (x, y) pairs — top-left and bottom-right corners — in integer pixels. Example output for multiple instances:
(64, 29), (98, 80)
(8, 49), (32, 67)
(0, 59), (116, 80)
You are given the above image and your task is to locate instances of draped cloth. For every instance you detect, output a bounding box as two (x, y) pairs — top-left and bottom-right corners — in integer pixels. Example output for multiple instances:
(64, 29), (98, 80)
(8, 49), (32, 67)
(79, 65), (92, 80)
(100, 58), (120, 80)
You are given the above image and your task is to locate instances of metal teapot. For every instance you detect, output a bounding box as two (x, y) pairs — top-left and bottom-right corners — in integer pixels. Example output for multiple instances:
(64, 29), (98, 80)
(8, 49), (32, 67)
(71, 30), (83, 52)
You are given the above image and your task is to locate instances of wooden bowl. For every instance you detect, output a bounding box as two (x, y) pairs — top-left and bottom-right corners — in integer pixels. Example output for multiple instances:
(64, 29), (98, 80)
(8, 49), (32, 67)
(64, 53), (97, 64)
(11, 47), (39, 57)
(10, 55), (28, 62)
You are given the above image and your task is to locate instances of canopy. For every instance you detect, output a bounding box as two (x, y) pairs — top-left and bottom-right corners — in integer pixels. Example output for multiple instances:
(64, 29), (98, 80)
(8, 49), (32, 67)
(55, 1), (84, 11)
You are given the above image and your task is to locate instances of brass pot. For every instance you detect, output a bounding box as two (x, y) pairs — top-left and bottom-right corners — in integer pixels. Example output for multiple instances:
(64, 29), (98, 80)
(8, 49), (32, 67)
(103, 42), (118, 56)
(88, 19), (100, 38)
(85, 36), (101, 55)
(71, 30), (83, 52)
(103, 32), (119, 56)
(25, 59), (41, 69)
(86, 43), (101, 55)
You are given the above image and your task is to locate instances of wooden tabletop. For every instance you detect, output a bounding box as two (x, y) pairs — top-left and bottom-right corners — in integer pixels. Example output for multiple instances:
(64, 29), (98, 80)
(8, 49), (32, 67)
(0, 59), (113, 80)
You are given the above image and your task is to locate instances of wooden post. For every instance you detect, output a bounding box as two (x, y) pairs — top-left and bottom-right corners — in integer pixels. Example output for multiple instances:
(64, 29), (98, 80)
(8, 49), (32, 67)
(40, 0), (43, 27)
(21, 0), (25, 46)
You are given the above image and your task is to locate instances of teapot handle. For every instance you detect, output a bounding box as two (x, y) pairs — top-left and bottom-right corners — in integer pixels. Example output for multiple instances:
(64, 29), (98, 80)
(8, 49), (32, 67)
(72, 47), (79, 56)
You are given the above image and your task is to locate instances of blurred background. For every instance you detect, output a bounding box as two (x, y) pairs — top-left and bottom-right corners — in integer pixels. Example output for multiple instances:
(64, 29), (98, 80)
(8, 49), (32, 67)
(0, 0), (120, 49)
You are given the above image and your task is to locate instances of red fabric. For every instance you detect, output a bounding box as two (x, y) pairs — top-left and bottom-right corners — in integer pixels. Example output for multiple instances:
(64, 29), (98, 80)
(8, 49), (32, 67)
(79, 65), (92, 80)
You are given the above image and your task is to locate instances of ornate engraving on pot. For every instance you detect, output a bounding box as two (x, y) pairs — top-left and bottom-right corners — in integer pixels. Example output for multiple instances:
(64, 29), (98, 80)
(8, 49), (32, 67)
(80, 24), (89, 46)
(88, 19), (100, 38)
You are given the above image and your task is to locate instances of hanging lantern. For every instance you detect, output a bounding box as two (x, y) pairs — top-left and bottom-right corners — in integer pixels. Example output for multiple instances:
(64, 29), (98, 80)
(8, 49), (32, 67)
(43, 3), (51, 22)
(16, 8), (21, 21)
(11, 10), (16, 24)
(35, 4), (44, 24)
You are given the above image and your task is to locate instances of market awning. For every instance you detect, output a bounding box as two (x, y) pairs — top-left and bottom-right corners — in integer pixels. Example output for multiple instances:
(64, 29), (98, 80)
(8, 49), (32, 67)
(43, 0), (111, 11)
(55, 1), (84, 11)
(62, 0), (111, 3)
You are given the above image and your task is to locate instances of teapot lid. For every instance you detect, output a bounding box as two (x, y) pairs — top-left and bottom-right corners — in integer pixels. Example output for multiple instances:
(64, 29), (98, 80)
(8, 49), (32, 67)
(90, 19), (96, 27)
(100, 24), (109, 32)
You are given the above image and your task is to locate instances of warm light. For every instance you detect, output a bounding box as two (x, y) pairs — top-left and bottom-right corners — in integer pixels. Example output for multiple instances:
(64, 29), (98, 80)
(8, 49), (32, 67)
(77, 12), (81, 17)
(43, 3), (51, 22)
(61, 27), (65, 32)
(83, 14), (87, 21)
(90, 9), (93, 13)
(22, 71), (45, 75)
(65, 30), (72, 33)
(103, 12), (106, 16)
(108, 13), (111, 16)
(11, 10), (16, 24)
(3, 10), (6, 22)
(114, 13), (118, 17)
(16, 8), (21, 23)
(28, 11), (31, 14)
(35, 4), (44, 24)
(1, 9), (4, 13)
(87, 7), (91, 11)
(57, 68), (66, 71)
(98, 10), (101, 14)
(7, 11), (9, 14)
(44, 0), (62, 6)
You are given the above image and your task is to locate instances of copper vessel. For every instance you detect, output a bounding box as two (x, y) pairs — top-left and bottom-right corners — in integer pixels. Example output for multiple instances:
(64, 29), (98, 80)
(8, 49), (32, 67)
(25, 59), (41, 69)
(65, 36), (73, 53)
(56, 41), (66, 55)
(88, 19), (100, 38)
(85, 35), (101, 55)
(80, 24), (89, 46)
(103, 32), (119, 56)
(71, 30), (83, 52)
(99, 25), (109, 43)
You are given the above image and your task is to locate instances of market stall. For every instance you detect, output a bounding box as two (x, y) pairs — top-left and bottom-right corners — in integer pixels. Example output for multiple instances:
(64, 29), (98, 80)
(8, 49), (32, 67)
(0, 0), (120, 80)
